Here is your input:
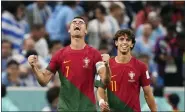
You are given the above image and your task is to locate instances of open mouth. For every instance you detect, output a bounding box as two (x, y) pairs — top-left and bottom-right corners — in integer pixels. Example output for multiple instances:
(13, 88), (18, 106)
(74, 27), (80, 31)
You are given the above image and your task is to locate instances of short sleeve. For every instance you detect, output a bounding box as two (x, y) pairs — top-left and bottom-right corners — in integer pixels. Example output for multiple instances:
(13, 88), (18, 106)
(46, 51), (60, 74)
(94, 50), (103, 72)
(140, 63), (151, 87)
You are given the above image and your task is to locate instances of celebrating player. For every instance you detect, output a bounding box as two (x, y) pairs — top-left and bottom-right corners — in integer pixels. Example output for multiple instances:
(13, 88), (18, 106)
(96, 29), (157, 112)
(28, 17), (111, 111)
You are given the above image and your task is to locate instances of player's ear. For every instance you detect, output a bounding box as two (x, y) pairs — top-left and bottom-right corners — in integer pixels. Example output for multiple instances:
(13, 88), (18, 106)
(130, 43), (134, 49)
(68, 23), (71, 33)
(85, 29), (87, 34)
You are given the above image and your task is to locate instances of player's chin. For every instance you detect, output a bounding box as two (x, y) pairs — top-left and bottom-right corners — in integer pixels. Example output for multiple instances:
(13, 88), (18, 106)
(121, 50), (129, 54)
(73, 35), (82, 38)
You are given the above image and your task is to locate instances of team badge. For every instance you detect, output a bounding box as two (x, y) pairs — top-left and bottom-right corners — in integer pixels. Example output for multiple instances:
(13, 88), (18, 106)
(128, 71), (135, 82)
(83, 57), (90, 68)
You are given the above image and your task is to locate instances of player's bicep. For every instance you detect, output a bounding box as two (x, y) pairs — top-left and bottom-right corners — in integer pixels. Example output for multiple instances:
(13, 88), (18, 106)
(42, 69), (54, 83)
(142, 85), (153, 96)
(47, 51), (60, 74)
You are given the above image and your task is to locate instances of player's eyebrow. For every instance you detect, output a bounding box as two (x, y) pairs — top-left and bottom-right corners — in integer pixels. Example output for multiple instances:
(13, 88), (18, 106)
(72, 20), (85, 23)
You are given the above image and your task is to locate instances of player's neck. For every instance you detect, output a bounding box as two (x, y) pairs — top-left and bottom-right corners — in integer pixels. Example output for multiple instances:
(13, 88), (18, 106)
(116, 52), (132, 63)
(70, 38), (86, 50)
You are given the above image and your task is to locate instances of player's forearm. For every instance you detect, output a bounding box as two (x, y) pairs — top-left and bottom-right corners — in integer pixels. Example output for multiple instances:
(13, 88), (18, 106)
(31, 65), (49, 86)
(97, 88), (107, 101)
(144, 93), (157, 112)
(104, 62), (111, 85)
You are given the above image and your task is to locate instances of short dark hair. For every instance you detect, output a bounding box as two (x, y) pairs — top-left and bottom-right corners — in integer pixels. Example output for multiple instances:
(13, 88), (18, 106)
(49, 40), (62, 49)
(73, 16), (87, 27)
(7, 60), (19, 67)
(95, 4), (107, 15)
(168, 93), (180, 107)
(46, 86), (60, 104)
(114, 29), (136, 49)
(31, 24), (44, 31)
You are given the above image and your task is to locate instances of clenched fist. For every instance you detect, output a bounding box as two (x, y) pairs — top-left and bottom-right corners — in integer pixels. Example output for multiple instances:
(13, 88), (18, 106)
(101, 54), (110, 63)
(28, 55), (38, 67)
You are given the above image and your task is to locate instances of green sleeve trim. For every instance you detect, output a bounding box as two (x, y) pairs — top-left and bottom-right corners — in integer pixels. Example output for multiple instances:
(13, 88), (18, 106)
(94, 80), (107, 89)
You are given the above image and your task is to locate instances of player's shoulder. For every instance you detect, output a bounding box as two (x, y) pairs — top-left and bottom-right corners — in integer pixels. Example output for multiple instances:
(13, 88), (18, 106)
(86, 45), (101, 54)
(132, 57), (147, 68)
(53, 46), (69, 56)
(109, 56), (115, 62)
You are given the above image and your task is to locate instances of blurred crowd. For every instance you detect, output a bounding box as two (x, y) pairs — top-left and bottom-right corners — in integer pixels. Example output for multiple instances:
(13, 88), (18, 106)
(1, 1), (185, 88)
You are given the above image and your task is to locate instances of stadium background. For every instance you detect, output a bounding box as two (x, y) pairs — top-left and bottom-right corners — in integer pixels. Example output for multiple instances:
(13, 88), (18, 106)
(1, 1), (185, 111)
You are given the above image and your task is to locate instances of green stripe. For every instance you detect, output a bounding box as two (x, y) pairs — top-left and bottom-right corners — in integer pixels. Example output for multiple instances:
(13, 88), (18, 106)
(57, 71), (96, 111)
(95, 80), (134, 112)
(107, 89), (134, 112)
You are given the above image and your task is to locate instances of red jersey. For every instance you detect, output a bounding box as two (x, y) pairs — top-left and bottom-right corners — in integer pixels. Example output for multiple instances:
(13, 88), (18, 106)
(47, 45), (102, 111)
(97, 57), (151, 112)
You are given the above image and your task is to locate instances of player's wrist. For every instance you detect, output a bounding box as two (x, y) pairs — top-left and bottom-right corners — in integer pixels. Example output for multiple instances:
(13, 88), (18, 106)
(99, 99), (105, 106)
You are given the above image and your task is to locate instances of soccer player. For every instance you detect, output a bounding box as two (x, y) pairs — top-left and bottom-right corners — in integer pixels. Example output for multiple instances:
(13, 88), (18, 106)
(28, 17), (111, 111)
(96, 29), (157, 112)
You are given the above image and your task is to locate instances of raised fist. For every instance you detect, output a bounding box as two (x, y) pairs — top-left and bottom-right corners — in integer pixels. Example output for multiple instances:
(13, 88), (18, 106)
(101, 54), (110, 63)
(28, 55), (38, 67)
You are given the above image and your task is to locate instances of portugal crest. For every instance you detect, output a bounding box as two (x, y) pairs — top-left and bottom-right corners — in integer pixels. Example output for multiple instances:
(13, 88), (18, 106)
(83, 57), (90, 68)
(128, 71), (135, 82)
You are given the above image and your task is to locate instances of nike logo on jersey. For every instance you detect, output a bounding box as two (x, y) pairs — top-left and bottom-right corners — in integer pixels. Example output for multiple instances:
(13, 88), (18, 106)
(63, 60), (71, 64)
(111, 75), (117, 78)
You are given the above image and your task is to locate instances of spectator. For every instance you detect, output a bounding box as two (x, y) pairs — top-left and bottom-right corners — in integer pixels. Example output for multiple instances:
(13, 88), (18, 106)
(2, 40), (13, 72)
(168, 93), (180, 112)
(25, 24), (49, 58)
(136, 11), (166, 43)
(2, 84), (19, 111)
(154, 24), (183, 86)
(2, 1), (28, 53)
(46, 1), (77, 46)
(45, 40), (63, 63)
(2, 40), (25, 72)
(42, 86), (60, 112)
(74, 1), (85, 17)
(21, 38), (35, 56)
(134, 2), (153, 29)
(107, 3), (120, 32)
(142, 86), (173, 111)
(2, 60), (23, 87)
(26, 1), (52, 27)
(133, 23), (154, 58)
(88, 4), (114, 49)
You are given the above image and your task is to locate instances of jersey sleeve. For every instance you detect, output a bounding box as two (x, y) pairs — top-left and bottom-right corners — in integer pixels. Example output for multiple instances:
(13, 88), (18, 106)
(139, 63), (151, 87)
(94, 50), (103, 72)
(46, 51), (60, 74)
